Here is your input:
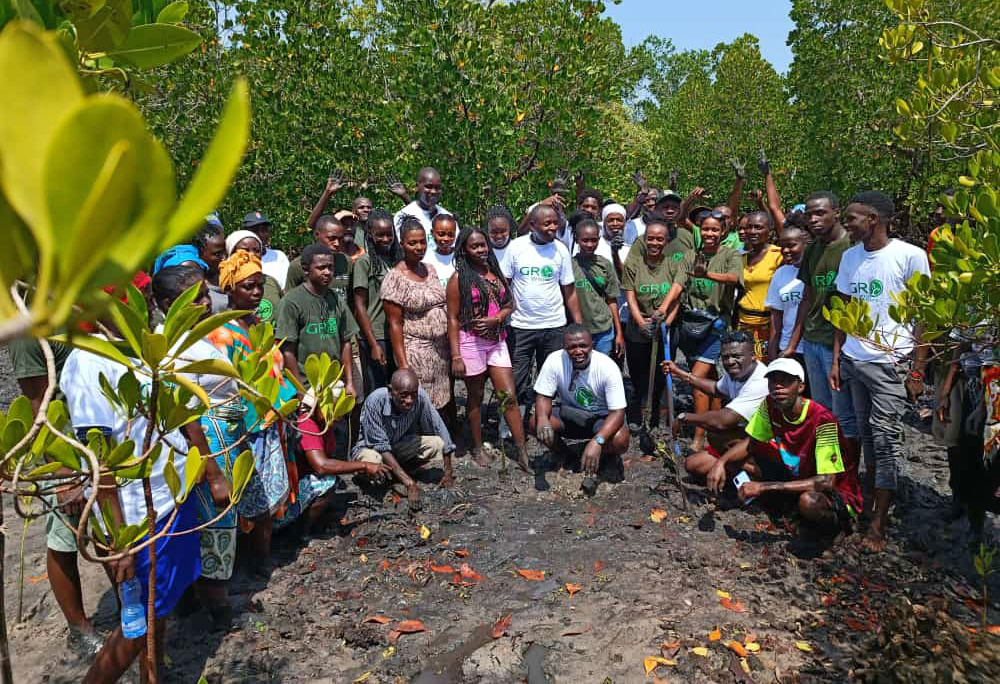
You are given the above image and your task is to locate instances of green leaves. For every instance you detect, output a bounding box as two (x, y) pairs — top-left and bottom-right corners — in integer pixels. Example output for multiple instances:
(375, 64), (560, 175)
(155, 1), (187, 24)
(106, 22), (201, 69)
(230, 449), (255, 503)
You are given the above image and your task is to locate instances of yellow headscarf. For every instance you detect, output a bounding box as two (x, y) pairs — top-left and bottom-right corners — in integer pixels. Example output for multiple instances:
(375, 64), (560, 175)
(218, 249), (262, 292)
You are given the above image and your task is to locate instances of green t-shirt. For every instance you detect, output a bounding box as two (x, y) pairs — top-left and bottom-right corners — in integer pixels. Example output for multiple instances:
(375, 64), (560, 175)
(351, 253), (389, 342)
(286, 249), (352, 295)
(678, 247), (743, 324)
(624, 227), (695, 267)
(8, 336), (71, 381)
(274, 285), (359, 370)
(257, 274), (283, 325)
(622, 250), (685, 342)
(797, 234), (851, 347)
(572, 254), (620, 336)
(721, 230), (743, 251)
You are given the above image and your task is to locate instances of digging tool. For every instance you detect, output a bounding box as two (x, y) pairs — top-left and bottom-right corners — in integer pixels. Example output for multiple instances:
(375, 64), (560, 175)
(661, 323), (688, 510)
(638, 318), (661, 455)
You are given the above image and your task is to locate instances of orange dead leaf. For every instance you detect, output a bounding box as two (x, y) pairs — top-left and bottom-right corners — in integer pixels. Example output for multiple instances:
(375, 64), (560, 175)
(709, 628), (722, 641)
(516, 568), (546, 581)
(727, 641), (748, 657)
(565, 583), (582, 596)
(720, 597), (747, 613)
(27, 573), (48, 583)
(643, 656), (676, 674)
(821, 593), (836, 607)
(454, 550), (470, 558)
(430, 564), (455, 574)
(650, 509), (668, 523)
(593, 560), (605, 574)
(986, 625), (1000, 635)
(388, 619), (427, 642)
(362, 615), (392, 624)
(660, 640), (680, 650)
(491, 612), (512, 639)
(459, 563), (482, 582)
(844, 617), (872, 632)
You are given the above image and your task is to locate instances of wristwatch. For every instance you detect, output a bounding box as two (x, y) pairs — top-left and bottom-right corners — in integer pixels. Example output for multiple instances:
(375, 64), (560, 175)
(595, 435), (606, 445)
(677, 412), (687, 423)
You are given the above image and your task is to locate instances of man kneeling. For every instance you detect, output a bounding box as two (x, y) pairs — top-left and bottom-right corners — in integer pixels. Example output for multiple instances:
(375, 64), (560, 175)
(530, 325), (630, 490)
(352, 369), (456, 506)
(731, 359), (862, 532)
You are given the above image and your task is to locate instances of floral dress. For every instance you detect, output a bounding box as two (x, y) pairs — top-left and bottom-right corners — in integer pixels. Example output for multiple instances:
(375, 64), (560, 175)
(380, 264), (452, 408)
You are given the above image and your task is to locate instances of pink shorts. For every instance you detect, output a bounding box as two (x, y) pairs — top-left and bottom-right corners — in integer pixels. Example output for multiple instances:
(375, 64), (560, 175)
(458, 330), (511, 376)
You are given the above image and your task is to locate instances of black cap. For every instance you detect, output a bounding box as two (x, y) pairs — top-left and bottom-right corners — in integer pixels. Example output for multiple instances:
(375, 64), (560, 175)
(656, 191), (682, 205)
(243, 211), (271, 229)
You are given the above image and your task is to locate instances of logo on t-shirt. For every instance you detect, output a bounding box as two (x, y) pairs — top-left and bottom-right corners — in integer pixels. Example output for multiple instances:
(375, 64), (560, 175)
(518, 265), (555, 280)
(672, 253), (684, 262)
(850, 279), (884, 299)
(574, 386), (596, 408)
(689, 277), (714, 294)
(638, 282), (672, 295)
(812, 270), (837, 290)
(304, 317), (340, 338)
(780, 290), (802, 303)
(257, 298), (274, 322)
(576, 276), (606, 292)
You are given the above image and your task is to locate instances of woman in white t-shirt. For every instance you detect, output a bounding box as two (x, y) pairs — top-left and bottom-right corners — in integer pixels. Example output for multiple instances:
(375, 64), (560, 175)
(766, 225), (808, 369)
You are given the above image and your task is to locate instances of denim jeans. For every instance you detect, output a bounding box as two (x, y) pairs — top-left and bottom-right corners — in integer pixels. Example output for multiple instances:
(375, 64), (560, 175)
(802, 340), (857, 438)
(592, 327), (614, 355)
(840, 357), (908, 491)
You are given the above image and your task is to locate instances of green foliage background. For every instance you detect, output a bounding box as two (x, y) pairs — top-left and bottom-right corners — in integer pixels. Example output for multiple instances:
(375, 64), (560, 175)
(132, 0), (995, 251)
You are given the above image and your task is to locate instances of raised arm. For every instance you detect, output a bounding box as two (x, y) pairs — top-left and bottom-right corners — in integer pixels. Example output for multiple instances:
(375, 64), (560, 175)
(307, 171), (346, 230)
(727, 158), (746, 219)
(759, 151), (786, 228)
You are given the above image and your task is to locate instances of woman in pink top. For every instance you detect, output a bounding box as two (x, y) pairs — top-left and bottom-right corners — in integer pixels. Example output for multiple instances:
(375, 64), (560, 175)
(447, 226), (532, 473)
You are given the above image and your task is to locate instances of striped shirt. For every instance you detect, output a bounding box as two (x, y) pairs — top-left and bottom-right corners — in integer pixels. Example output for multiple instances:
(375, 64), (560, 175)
(351, 387), (455, 459)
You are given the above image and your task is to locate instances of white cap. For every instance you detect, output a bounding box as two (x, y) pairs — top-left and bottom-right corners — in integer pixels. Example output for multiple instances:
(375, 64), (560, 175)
(764, 358), (805, 382)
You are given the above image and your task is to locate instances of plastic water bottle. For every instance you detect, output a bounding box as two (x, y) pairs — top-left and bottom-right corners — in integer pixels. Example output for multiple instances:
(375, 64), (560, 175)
(120, 577), (147, 639)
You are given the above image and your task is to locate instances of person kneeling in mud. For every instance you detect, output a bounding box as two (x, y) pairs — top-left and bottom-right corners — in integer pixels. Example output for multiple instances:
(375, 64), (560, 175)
(664, 330), (769, 484)
(352, 369), (456, 507)
(727, 359), (863, 532)
(529, 325), (630, 491)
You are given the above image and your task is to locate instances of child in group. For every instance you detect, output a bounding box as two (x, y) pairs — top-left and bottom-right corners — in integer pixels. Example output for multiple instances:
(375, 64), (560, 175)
(422, 213), (458, 289)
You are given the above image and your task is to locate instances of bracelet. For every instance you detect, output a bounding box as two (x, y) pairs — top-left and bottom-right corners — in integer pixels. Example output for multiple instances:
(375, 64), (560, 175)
(908, 370), (924, 380)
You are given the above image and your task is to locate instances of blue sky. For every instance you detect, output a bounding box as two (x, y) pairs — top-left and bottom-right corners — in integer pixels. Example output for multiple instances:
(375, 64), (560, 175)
(603, 0), (795, 73)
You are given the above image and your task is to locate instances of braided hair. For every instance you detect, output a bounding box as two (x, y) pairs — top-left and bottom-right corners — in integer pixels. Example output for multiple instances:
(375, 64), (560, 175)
(484, 205), (515, 232)
(453, 225), (510, 329)
(363, 207), (401, 278)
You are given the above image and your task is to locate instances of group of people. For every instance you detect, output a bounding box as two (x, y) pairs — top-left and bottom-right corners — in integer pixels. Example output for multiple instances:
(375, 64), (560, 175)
(8, 159), (994, 683)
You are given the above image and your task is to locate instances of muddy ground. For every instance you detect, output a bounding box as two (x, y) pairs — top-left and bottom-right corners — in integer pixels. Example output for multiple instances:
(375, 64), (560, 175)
(2, 344), (1000, 684)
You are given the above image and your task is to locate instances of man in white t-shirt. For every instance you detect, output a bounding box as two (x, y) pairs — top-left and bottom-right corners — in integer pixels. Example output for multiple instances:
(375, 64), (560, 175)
(830, 191), (930, 552)
(393, 167), (456, 251)
(663, 331), (769, 482)
(530, 325), (630, 488)
(501, 203), (583, 412)
(244, 211), (290, 289)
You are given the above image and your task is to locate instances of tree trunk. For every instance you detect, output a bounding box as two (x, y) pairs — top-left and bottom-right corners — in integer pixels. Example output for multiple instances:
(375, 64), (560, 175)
(0, 493), (17, 683)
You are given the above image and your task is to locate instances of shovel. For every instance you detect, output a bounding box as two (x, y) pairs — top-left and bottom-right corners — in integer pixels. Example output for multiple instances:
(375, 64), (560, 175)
(660, 323), (689, 510)
(638, 320), (661, 455)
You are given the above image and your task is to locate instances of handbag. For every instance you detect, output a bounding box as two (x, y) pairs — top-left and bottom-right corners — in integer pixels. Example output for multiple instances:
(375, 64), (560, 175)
(680, 308), (720, 341)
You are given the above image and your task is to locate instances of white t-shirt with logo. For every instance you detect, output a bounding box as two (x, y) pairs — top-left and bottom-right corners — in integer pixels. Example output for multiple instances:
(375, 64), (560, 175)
(835, 239), (930, 363)
(422, 250), (455, 289)
(764, 264), (804, 352)
(717, 360), (770, 422)
(262, 249), (290, 290)
(60, 347), (189, 526)
(491, 243), (508, 266)
(534, 349), (627, 415)
(501, 235), (575, 329)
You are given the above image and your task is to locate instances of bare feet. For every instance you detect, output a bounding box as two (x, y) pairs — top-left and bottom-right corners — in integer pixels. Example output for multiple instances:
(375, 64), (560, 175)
(406, 483), (422, 508)
(439, 473), (455, 489)
(860, 526), (886, 552)
(516, 447), (533, 474)
(472, 447), (492, 468)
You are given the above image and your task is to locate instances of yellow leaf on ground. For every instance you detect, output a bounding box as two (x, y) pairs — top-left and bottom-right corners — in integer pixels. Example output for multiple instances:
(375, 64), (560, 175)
(650, 509), (668, 523)
(691, 646), (709, 656)
(795, 641), (813, 652)
(359, 553), (367, 563)
(716, 589), (731, 599)
(709, 628), (721, 641)
(419, 525), (431, 540)
(382, 645), (395, 658)
(739, 563), (752, 570)
(745, 641), (761, 652)
(643, 656), (677, 674)
(565, 583), (582, 596)
(352, 673), (372, 683)
(741, 658), (751, 674)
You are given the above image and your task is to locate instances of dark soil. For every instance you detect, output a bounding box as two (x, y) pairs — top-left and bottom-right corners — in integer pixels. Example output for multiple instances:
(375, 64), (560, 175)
(2, 345), (999, 683)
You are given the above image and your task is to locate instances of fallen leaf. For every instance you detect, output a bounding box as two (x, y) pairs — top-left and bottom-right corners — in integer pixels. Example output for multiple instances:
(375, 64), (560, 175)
(744, 642), (761, 652)
(565, 583), (582, 596)
(740, 658), (751, 674)
(795, 641), (813, 653)
(394, 619), (427, 634)
(378, 560), (391, 571)
(382, 645), (395, 658)
(987, 625), (1000, 635)
(27, 573), (48, 583)
(454, 550), (470, 557)
(516, 567), (546, 581)
(728, 641), (748, 657)
(821, 594), (836, 607)
(419, 525), (431, 540)
(716, 590), (732, 599)
(643, 656), (677, 673)
(676, 515), (691, 524)
(439, 538), (449, 545)
(650, 509), (668, 523)
(739, 563), (751, 570)
(491, 612), (512, 639)
(430, 564), (455, 574)
(660, 640), (680, 650)
(709, 628), (722, 641)
(359, 553), (368, 563)
(844, 617), (872, 632)
(561, 624), (592, 636)
(691, 646), (709, 657)
(353, 672), (372, 683)
(720, 597), (747, 613)
(362, 615), (392, 624)
(861, 577), (888, 592)
(593, 560), (605, 574)
(459, 563), (482, 582)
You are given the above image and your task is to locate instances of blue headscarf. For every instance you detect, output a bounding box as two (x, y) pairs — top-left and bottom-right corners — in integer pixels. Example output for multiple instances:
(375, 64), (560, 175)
(152, 244), (209, 275)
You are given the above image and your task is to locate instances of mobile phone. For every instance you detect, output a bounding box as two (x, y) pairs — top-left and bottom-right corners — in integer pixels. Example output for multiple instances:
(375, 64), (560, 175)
(733, 471), (754, 504)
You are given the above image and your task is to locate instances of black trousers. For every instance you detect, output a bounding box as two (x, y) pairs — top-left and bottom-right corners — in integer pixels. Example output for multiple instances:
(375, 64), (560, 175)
(359, 338), (396, 396)
(509, 326), (566, 408)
